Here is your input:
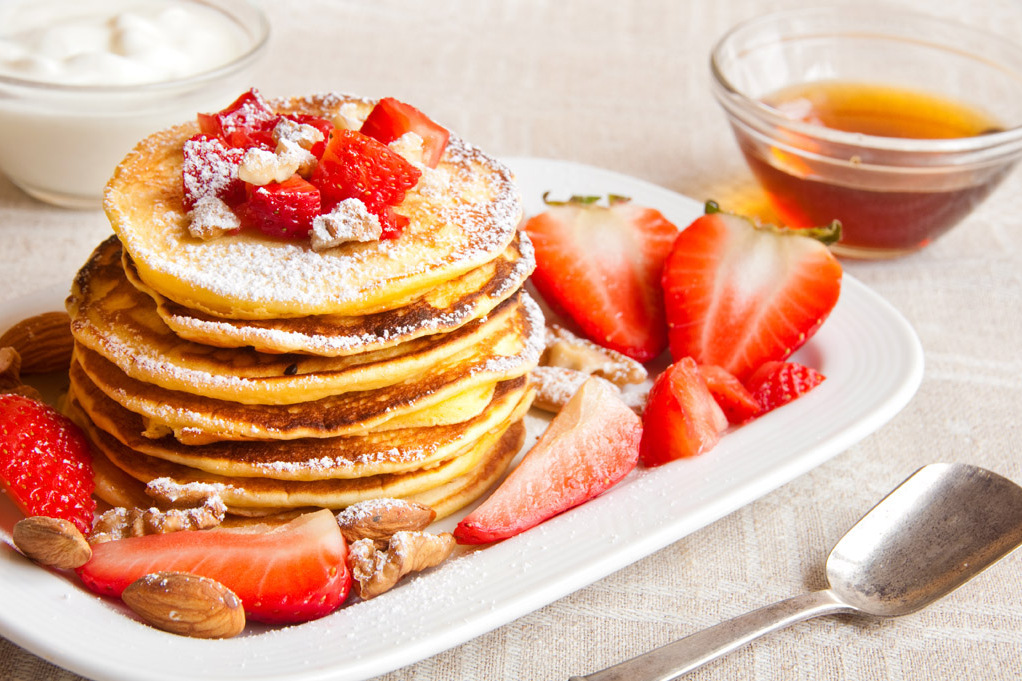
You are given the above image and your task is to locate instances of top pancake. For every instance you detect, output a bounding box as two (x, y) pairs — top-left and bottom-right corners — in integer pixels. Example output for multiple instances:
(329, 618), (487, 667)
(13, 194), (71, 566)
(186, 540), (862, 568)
(104, 93), (523, 320)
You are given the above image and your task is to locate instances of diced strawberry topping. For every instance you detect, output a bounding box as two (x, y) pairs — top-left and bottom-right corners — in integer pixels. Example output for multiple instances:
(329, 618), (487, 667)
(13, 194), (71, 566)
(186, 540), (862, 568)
(77, 509), (350, 624)
(181, 134), (247, 212)
(524, 196), (679, 362)
(236, 174), (321, 239)
(698, 364), (762, 425)
(662, 203), (842, 381)
(198, 88), (279, 149)
(639, 357), (728, 466)
(745, 361), (826, 414)
(0, 394), (95, 534)
(454, 378), (641, 544)
(309, 128), (421, 239)
(360, 97), (450, 168)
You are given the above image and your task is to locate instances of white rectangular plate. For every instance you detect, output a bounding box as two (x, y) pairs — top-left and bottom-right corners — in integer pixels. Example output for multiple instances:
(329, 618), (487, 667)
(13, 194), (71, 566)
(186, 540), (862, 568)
(0, 157), (923, 681)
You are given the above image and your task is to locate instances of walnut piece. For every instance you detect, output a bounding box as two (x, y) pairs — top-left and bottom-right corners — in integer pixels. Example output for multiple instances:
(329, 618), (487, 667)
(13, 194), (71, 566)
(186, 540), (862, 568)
(187, 195), (241, 241)
(542, 324), (648, 386)
(349, 531), (456, 599)
(310, 199), (382, 251)
(531, 365), (619, 414)
(336, 498), (436, 547)
(90, 479), (227, 544)
(0, 347), (41, 399)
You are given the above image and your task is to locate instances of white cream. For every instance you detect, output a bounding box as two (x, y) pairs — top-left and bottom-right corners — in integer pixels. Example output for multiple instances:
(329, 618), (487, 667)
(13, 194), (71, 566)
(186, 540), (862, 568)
(0, 0), (265, 207)
(0, 0), (247, 85)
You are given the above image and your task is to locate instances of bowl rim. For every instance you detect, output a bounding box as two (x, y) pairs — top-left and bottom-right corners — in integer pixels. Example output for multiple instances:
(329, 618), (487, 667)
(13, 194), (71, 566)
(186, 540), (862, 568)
(709, 5), (1022, 156)
(0, 0), (270, 95)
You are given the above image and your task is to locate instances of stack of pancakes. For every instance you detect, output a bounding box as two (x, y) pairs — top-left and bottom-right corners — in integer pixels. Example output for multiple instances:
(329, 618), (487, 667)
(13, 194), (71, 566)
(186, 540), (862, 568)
(65, 94), (542, 520)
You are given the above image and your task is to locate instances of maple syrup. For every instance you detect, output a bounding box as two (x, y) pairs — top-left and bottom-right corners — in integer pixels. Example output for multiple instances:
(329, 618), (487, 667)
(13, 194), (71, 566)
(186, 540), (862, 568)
(737, 81), (1008, 257)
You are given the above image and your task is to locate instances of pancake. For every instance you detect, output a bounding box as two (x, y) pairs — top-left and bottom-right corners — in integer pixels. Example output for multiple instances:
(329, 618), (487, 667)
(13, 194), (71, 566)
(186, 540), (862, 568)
(104, 93), (522, 320)
(67, 236), (539, 406)
(127, 231), (536, 356)
(70, 370), (533, 480)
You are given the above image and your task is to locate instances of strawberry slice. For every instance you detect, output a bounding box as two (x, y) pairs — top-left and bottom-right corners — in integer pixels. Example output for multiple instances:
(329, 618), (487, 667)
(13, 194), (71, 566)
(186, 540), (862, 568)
(745, 361), (825, 414)
(198, 88), (279, 149)
(454, 377), (641, 544)
(639, 357), (728, 466)
(698, 364), (761, 425)
(237, 174), (321, 239)
(181, 134), (247, 212)
(77, 509), (350, 624)
(309, 128), (421, 239)
(662, 202), (842, 382)
(524, 195), (679, 362)
(360, 97), (450, 168)
(0, 394), (95, 534)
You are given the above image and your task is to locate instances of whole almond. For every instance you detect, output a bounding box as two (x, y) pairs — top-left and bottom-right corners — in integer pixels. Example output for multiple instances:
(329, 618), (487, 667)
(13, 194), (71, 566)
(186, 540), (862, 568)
(336, 498), (436, 545)
(122, 572), (245, 639)
(13, 516), (92, 569)
(0, 311), (74, 374)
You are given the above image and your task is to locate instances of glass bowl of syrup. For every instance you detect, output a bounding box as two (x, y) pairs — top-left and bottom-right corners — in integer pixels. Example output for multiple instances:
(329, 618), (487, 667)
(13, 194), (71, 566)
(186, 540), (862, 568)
(710, 7), (1022, 259)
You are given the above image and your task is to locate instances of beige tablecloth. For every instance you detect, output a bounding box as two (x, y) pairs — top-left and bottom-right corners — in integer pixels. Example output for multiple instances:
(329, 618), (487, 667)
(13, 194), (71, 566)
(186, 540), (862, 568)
(2, 0), (1021, 679)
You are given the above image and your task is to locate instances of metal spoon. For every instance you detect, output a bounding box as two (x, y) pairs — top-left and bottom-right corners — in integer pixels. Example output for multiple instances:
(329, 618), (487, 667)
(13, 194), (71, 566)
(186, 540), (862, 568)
(570, 462), (1022, 681)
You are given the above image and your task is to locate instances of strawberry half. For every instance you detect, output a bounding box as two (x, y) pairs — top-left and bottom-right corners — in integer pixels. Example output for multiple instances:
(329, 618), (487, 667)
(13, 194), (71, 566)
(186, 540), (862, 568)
(639, 357), (728, 466)
(0, 394), (95, 534)
(454, 378), (641, 544)
(745, 361), (825, 414)
(524, 195), (679, 362)
(181, 134), (247, 212)
(360, 97), (451, 168)
(198, 88), (279, 149)
(77, 509), (350, 624)
(698, 364), (761, 425)
(237, 174), (321, 239)
(309, 128), (421, 239)
(662, 202), (842, 382)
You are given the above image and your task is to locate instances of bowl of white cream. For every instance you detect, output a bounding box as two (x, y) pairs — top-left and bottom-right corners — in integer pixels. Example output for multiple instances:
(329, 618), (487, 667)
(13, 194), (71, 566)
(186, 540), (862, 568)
(0, 0), (269, 208)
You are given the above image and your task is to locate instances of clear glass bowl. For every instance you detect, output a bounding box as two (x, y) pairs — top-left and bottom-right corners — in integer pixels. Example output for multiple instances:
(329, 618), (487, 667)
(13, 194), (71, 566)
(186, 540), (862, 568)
(0, 0), (269, 209)
(710, 7), (1022, 259)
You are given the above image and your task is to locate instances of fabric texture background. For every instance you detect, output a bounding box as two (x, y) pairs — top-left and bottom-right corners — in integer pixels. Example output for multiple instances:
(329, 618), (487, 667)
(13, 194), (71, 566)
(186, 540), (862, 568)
(1, 0), (1021, 679)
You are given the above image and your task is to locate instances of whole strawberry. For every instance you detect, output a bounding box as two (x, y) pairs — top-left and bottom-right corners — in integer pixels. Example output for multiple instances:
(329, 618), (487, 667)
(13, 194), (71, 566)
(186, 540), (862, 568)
(0, 394), (95, 534)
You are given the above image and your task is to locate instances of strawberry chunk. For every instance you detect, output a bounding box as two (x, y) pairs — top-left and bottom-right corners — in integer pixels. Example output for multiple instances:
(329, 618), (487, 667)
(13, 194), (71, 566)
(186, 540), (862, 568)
(237, 174), (321, 239)
(181, 134), (247, 212)
(0, 394), (95, 534)
(639, 357), (728, 466)
(198, 88), (279, 149)
(662, 203), (842, 382)
(360, 97), (450, 168)
(77, 509), (350, 624)
(698, 364), (761, 425)
(524, 196), (679, 362)
(745, 361), (825, 414)
(309, 128), (421, 239)
(454, 378), (641, 544)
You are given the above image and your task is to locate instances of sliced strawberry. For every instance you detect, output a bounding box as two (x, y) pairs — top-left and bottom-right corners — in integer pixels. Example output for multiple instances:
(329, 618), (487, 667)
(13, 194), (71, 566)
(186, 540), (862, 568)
(698, 364), (761, 425)
(197, 88), (278, 149)
(309, 128), (421, 239)
(360, 97), (450, 168)
(237, 174), (321, 239)
(745, 361), (825, 414)
(662, 202), (842, 382)
(524, 196), (679, 362)
(0, 394), (95, 534)
(639, 357), (727, 467)
(181, 134), (247, 212)
(454, 378), (641, 544)
(77, 509), (350, 624)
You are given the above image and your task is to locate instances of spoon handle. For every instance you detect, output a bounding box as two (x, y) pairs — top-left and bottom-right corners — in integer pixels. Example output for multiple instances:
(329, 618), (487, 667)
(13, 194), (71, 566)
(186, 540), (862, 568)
(569, 589), (857, 681)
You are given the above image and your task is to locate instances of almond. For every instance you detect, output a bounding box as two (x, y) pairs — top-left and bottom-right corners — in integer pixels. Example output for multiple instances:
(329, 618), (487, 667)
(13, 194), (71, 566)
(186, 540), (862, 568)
(122, 572), (246, 639)
(0, 311), (74, 374)
(336, 498), (436, 546)
(13, 516), (92, 569)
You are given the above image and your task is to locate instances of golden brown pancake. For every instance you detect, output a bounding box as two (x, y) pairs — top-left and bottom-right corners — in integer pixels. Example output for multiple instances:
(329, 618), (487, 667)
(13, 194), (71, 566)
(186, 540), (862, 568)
(104, 93), (523, 320)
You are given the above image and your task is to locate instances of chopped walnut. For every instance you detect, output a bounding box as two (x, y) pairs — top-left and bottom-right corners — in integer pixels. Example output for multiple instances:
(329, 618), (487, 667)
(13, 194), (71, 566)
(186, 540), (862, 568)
(0, 347), (41, 399)
(331, 102), (365, 131)
(89, 479), (228, 544)
(273, 117), (325, 152)
(310, 199), (383, 251)
(349, 531), (456, 599)
(542, 324), (648, 386)
(187, 195), (241, 240)
(389, 131), (425, 166)
(336, 498), (436, 548)
(531, 365), (619, 414)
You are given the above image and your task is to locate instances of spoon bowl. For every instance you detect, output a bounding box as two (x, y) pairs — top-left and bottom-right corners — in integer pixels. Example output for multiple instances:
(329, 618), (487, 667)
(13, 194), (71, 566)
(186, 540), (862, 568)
(572, 463), (1022, 681)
